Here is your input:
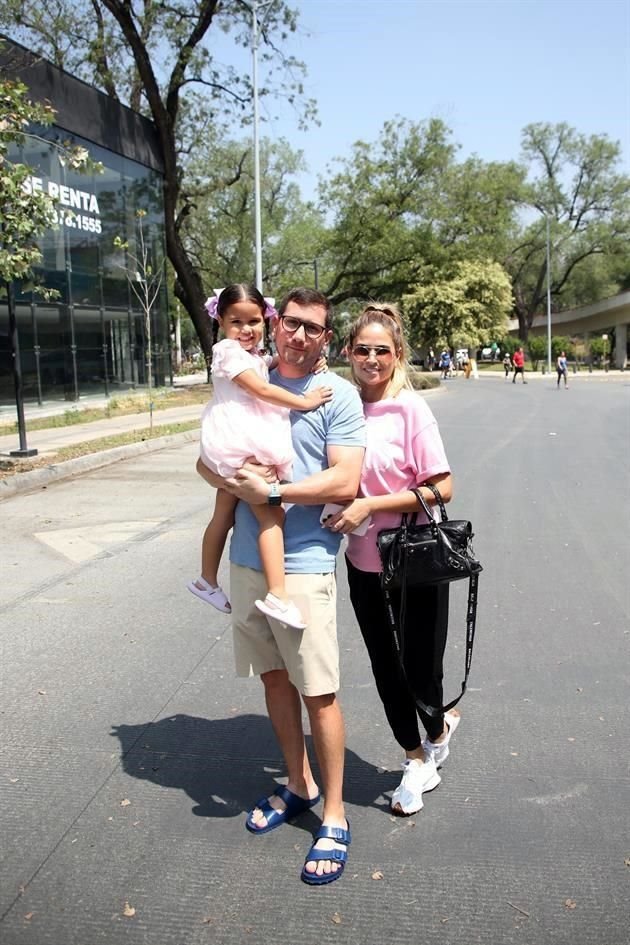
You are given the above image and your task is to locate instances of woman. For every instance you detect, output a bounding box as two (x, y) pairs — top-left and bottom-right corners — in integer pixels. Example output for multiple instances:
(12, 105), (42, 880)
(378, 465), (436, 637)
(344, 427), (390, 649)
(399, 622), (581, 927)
(323, 304), (459, 816)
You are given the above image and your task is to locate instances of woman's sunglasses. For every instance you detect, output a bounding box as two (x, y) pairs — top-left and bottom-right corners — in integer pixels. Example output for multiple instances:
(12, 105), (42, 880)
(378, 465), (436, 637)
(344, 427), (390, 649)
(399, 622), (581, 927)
(351, 345), (394, 360)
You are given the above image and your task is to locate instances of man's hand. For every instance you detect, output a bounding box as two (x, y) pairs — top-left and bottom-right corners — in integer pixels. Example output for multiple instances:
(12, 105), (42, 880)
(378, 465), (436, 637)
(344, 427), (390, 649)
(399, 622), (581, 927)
(240, 457), (278, 483)
(226, 467), (272, 505)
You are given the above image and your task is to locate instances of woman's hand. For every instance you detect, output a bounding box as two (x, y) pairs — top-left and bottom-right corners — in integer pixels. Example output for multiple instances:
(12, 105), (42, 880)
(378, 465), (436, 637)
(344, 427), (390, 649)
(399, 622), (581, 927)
(322, 498), (371, 534)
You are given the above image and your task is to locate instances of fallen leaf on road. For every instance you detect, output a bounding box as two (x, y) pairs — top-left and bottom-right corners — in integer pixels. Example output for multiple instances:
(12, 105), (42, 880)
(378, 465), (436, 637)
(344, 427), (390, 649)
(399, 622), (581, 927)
(331, 913), (342, 924)
(624, 858), (630, 867)
(564, 899), (577, 910)
(122, 902), (136, 917)
(24, 912), (34, 921)
(120, 799), (131, 807)
(371, 870), (384, 880)
(37, 690), (46, 696)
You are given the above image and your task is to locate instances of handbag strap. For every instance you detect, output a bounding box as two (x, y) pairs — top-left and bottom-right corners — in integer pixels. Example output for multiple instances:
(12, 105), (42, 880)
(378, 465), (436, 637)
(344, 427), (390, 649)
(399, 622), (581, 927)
(383, 542), (479, 719)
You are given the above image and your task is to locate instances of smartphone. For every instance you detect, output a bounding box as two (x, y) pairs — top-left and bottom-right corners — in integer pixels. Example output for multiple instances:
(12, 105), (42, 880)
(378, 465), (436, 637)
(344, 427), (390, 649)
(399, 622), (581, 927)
(320, 503), (371, 537)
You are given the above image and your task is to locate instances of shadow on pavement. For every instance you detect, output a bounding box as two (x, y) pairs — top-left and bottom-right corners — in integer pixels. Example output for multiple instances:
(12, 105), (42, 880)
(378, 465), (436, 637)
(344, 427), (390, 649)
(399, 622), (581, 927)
(111, 712), (397, 823)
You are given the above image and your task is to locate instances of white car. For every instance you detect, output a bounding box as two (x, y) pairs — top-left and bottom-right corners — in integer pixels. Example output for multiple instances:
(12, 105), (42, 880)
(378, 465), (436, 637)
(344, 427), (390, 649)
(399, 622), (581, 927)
(455, 348), (469, 366)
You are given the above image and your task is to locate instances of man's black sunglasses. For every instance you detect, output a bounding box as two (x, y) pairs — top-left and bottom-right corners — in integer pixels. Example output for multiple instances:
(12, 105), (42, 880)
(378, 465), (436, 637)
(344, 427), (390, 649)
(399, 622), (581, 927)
(279, 314), (327, 340)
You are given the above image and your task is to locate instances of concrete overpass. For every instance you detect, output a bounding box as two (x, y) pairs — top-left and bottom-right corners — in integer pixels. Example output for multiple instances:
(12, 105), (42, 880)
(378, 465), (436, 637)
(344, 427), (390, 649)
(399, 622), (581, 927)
(508, 290), (630, 368)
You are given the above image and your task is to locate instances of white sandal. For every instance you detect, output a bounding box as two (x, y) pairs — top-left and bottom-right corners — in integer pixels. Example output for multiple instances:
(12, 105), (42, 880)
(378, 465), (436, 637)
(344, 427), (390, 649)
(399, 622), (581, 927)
(187, 577), (231, 613)
(255, 593), (306, 630)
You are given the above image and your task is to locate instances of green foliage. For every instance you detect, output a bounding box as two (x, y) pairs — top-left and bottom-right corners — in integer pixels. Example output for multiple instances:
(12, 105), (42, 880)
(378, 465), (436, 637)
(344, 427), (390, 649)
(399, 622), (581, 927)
(507, 122), (630, 336)
(0, 77), (57, 286)
(526, 336), (547, 365)
(403, 258), (513, 349)
(0, 69), (100, 292)
(588, 337), (607, 360)
(183, 134), (324, 293)
(318, 117), (455, 304)
(550, 336), (575, 360)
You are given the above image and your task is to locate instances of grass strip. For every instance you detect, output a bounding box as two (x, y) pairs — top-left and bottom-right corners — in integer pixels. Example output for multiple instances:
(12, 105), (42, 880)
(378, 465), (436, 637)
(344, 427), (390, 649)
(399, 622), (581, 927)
(0, 420), (199, 479)
(0, 387), (211, 436)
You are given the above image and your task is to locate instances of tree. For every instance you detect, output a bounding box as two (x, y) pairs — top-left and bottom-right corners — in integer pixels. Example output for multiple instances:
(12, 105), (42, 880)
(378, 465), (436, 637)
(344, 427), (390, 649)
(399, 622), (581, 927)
(182, 134), (324, 295)
(507, 123), (630, 339)
(1, 76), (58, 287)
(402, 259), (513, 350)
(317, 117), (456, 305)
(0, 1), (315, 364)
(315, 117), (527, 332)
(1, 67), (99, 289)
(114, 210), (164, 431)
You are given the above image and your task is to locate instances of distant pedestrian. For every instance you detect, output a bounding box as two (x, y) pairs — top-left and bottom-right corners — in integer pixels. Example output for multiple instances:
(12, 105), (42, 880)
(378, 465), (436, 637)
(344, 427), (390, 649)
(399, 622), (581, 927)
(556, 351), (569, 389)
(512, 347), (527, 384)
(427, 347), (435, 371)
(439, 349), (451, 379)
(503, 352), (512, 378)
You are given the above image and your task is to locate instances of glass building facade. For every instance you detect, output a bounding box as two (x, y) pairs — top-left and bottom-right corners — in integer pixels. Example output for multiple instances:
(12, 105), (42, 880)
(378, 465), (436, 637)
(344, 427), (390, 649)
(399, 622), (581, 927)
(0, 42), (170, 406)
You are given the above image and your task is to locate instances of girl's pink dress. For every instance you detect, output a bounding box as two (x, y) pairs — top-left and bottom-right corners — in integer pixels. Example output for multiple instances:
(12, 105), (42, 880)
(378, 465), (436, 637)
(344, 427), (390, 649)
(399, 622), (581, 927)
(200, 339), (294, 480)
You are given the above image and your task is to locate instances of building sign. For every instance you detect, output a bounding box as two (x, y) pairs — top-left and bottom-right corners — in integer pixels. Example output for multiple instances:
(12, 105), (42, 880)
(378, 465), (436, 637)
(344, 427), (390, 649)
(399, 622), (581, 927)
(22, 175), (102, 233)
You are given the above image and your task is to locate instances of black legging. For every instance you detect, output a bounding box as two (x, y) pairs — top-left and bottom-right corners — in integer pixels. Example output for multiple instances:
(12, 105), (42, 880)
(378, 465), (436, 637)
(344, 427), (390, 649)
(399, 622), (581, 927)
(346, 556), (449, 748)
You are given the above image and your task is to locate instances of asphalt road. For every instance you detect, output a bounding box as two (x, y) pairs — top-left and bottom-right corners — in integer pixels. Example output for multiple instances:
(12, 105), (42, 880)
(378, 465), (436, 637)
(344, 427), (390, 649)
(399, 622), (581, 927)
(1, 375), (629, 945)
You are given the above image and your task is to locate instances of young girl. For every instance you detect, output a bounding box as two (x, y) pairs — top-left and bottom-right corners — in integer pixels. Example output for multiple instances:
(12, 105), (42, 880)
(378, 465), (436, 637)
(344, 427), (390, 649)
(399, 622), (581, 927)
(187, 283), (332, 630)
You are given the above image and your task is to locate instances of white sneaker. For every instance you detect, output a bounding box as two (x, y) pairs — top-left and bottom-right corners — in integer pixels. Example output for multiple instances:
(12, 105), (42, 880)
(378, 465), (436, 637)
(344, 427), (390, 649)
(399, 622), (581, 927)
(422, 711), (461, 768)
(391, 757), (440, 815)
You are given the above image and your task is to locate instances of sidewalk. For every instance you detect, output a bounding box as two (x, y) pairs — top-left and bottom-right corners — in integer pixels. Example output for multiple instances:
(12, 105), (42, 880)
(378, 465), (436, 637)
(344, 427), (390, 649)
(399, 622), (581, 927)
(0, 401), (204, 501)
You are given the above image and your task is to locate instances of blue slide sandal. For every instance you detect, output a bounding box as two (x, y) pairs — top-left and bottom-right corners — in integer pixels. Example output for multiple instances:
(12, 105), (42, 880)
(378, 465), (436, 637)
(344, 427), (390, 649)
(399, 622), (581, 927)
(301, 822), (351, 885)
(245, 784), (320, 835)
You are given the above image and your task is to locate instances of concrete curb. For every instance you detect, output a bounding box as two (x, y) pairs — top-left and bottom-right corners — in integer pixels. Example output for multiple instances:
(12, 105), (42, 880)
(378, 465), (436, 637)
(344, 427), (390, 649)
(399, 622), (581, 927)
(0, 429), (199, 502)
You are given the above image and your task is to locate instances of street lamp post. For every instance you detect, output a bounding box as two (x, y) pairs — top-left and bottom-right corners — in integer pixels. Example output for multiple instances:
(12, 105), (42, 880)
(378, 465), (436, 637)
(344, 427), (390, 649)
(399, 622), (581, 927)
(5, 280), (37, 457)
(251, 1), (272, 292)
(546, 215), (552, 374)
(294, 259), (319, 289)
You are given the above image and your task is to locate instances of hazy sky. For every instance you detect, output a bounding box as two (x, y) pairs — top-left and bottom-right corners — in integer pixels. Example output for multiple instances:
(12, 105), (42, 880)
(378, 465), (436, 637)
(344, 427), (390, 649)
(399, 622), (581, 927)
(254, 0), (630, 200)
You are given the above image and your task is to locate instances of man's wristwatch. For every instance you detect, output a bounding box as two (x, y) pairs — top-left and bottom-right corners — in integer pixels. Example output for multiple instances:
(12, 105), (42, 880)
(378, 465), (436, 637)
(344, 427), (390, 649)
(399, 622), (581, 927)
(268, 482), (282, 506)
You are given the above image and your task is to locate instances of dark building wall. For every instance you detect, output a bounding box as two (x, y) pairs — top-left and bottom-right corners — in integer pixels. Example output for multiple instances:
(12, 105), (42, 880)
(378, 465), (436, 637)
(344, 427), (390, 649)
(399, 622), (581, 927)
(0, 36), (163, 173)
(0, 36), (170, 405)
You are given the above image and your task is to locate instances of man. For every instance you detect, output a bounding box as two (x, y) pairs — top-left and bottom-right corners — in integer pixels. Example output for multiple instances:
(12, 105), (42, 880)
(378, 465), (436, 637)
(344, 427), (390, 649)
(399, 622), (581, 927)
(197, 288), (365, 885)
(512, 347), (527, 384)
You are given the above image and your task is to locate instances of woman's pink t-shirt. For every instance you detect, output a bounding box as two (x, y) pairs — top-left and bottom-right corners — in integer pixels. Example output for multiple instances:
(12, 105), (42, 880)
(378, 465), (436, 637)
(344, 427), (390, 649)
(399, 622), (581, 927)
(345, 388), (450, 573)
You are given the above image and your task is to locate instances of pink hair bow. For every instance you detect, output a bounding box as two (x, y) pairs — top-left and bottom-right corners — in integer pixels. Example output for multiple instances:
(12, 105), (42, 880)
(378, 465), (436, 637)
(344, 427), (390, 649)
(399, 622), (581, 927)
(204, 288), (277, 320)
(204, 289), (224, 320)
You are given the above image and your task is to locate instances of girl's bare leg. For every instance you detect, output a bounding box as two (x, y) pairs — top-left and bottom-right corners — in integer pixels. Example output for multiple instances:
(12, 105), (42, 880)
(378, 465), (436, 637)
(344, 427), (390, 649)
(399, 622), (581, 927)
(198, 488), (237, 586)
(251, 504), (287, 600)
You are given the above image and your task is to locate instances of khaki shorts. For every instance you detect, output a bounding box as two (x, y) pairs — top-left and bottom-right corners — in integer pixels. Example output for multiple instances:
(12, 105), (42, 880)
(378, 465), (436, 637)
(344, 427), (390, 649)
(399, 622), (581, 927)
(230, 563), (339, 696)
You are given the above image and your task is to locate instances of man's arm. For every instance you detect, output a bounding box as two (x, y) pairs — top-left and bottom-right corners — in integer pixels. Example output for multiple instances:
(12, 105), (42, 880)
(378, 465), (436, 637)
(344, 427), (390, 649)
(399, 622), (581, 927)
(227, 443), (365, 506)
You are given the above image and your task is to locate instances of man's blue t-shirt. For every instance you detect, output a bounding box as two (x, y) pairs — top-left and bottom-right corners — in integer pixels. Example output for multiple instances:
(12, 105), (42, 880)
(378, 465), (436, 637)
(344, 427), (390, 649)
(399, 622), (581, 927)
(229, 370), (366, 574)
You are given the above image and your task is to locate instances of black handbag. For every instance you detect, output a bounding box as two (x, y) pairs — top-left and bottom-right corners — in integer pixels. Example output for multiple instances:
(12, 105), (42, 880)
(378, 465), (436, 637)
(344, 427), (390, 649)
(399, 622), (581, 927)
(377, 483), (483, 717)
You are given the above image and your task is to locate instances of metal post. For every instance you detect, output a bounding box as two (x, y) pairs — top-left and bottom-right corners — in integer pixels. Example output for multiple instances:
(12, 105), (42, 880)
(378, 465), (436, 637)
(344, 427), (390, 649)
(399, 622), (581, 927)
(252, 2), (263, 292)
(97, 246), (110, 398)
(546, 215), (552, 374)
(313, 258), (319, 290)
(30, 294), (43, 406)
(251, 1), (273, 292)
(6, 281), (37, 457)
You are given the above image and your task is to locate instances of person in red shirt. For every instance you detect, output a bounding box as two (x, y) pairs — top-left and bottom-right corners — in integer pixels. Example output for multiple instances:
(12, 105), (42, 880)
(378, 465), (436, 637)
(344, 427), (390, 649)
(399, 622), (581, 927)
(512, 347), (527, 384)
